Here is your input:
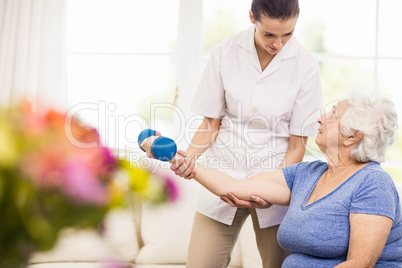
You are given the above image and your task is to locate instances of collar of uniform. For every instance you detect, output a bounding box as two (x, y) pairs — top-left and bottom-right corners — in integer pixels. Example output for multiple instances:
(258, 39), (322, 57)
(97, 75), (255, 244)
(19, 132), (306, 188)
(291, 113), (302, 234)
(237, 25), (298, 60)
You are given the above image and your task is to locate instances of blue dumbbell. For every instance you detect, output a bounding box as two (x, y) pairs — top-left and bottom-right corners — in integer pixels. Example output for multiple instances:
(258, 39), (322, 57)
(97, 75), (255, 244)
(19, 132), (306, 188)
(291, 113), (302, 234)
(137, 129), (177, 161)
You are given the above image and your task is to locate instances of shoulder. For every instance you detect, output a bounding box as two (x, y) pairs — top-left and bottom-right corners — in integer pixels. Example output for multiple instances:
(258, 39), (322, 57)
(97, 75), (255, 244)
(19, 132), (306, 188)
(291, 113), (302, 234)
(212, 26), (253, 54)
(282, 161), (327, 190)
(355, 163), (398, 195)
(283, 37), (319, 69)
(357, 163), (394, 185)
(286, 160), (327, 174)
(350, 162), (400, 219)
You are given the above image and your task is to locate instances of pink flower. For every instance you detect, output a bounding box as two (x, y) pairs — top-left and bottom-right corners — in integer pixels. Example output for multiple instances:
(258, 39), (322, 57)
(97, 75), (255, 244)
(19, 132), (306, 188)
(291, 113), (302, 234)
(61, 161), (108, 205)
(100, 146), (117, 170)
(163, 175), (179, 202)
(102, 260), (130, 268)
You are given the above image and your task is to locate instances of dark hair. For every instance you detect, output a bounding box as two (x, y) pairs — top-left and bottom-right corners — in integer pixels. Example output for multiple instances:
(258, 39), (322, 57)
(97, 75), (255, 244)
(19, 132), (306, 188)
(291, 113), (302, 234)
(251, 0), (300, 21)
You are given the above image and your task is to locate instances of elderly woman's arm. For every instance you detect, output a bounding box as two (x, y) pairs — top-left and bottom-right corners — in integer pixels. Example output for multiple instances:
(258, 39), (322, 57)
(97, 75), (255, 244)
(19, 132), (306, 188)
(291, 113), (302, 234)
(193, 164), (291, 206)
(141, 136), (291, 205)
(221, 134), (307, 208)
(335, 213), (393, 268)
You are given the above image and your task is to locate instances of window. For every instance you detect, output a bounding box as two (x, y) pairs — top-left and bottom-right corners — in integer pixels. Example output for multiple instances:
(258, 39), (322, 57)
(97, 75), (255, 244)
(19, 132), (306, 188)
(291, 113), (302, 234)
(67, 0), (179, 151)
(295, 0), (402, 182)
(201, 0), (401, 182)
(67, 0), (402, 182)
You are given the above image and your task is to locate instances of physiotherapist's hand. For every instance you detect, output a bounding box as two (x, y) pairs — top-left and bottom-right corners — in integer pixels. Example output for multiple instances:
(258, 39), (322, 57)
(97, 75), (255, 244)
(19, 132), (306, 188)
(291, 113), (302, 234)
(171, 150), (196, 180)
(221, 193), (272, 209)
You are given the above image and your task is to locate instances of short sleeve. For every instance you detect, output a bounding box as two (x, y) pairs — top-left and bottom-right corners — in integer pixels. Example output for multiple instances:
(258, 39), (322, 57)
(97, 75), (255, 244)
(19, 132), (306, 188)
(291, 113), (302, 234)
(282, 161), (327, 193)
(289, 61), (323, 137)
(282, 162), (304, 191)
(350, 171), (398, 220)
(191, 46), (226, 118)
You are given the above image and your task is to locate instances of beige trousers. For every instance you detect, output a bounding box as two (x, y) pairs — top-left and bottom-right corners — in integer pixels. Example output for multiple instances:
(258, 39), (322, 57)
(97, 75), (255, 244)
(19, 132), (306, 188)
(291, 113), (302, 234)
(187, 209), (289, 268)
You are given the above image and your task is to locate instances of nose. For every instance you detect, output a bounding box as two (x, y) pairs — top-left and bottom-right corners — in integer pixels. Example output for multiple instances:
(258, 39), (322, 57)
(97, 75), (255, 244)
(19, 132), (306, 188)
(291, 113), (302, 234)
(273, 38), (283, 49)
(317, 113), (325, 124)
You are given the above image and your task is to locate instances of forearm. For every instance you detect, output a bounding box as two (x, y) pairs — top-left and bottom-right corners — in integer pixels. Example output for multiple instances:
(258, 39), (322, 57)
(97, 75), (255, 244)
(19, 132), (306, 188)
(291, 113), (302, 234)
(169, 154), (290, 205)
(279, 149), (305, 168)
(168, 153), (238, 197)
(185, 117), (221, 161)
(193, 163), (239, 197)
(279, 135), (307, 168)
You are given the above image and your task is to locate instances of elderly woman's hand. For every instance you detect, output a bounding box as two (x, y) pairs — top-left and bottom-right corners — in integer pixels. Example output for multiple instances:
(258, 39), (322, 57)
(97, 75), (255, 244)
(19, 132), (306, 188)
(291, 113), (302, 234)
(221, 193), (272, 209)
(140, 134), (196, 178)
(171, 150), (196, 180)
(140, 131), (162, 159)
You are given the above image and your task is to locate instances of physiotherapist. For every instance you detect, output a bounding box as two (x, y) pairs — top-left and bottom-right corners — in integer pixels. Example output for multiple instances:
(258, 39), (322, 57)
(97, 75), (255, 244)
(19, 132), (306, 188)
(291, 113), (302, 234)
(171, 0), (323, 267)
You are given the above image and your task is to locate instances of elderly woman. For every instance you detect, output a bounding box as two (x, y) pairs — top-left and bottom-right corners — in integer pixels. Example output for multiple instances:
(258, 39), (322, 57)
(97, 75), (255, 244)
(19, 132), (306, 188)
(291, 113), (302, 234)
(141, 90), (401, 267)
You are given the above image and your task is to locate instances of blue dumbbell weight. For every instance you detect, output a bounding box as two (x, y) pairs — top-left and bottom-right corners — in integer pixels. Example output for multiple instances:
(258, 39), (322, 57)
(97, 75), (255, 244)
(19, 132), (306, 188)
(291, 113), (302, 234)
(137, 129), (177, 161)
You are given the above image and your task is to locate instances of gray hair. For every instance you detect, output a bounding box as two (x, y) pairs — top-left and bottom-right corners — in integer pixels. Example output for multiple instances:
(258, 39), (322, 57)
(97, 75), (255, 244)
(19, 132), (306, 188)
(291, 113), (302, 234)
(341, 90), (398, 163)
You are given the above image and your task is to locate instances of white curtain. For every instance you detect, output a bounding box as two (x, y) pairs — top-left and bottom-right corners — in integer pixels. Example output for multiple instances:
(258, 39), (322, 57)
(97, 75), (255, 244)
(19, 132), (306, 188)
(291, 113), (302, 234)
(176, 0), (203, 114)
(171, 0), (203, 146)
(0, 0), (66, 109)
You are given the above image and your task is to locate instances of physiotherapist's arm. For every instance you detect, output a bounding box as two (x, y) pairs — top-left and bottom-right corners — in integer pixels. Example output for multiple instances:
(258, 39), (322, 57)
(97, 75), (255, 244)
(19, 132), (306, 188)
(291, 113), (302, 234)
(170, 116), (221, 178)
(185, 116), (221, 162)
(335, 213), (393, 268)
(279, 134), (308, 168)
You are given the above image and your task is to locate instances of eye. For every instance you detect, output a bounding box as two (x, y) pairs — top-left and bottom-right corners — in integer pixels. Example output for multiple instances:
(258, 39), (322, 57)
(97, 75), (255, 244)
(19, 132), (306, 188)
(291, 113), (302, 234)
(326, 109), (336, 119)
(264, 33), (274, 37)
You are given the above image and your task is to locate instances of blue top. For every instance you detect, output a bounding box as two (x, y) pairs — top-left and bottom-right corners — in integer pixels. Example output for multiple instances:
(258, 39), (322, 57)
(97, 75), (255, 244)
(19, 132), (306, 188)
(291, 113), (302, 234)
(279, 161), (402, 267)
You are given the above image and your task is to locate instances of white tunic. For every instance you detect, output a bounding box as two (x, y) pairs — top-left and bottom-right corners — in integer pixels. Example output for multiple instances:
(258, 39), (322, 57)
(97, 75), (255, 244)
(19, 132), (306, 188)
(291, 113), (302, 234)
(191, 26), (323, 228)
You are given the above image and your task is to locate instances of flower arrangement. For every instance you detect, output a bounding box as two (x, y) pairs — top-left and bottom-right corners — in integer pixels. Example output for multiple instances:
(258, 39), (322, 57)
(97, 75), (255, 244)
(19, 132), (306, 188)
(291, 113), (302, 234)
(0, 102), (178, 268)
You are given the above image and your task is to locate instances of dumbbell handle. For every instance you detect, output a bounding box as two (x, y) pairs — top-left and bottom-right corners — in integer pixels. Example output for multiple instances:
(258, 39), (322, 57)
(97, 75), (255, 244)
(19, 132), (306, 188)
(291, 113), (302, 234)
(138, 129), (177, 162)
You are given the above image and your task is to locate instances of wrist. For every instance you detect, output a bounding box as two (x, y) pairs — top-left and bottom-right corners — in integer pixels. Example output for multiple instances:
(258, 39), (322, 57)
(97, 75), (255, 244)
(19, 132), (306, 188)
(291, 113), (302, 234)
(185, 150), (201, 162)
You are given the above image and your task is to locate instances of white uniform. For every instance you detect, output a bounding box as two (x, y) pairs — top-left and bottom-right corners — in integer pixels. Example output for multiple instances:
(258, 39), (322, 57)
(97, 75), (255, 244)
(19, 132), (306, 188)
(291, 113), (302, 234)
(191, 26), (323, 228)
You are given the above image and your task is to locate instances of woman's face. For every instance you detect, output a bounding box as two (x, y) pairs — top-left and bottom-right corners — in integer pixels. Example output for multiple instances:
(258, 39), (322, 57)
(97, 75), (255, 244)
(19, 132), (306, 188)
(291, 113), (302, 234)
(249, 11), (297, 55)
(315, 100), (350, 153)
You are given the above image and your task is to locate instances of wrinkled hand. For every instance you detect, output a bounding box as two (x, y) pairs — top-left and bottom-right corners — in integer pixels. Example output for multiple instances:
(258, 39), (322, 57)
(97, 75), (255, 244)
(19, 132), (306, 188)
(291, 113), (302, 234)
(141, 134), (196, 179)
(170, 150), (196, 180)
(140, 131), (162, 159)
(221, 193), (272, 209)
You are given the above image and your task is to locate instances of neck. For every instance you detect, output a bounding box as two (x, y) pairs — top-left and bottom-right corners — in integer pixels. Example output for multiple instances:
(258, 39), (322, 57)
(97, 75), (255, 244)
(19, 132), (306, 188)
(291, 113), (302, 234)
(325, 150), (360, 174)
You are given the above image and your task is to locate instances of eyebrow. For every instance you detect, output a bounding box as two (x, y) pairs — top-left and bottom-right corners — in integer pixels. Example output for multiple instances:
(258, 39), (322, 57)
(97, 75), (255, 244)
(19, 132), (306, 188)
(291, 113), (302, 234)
(263, 30), (294, 37)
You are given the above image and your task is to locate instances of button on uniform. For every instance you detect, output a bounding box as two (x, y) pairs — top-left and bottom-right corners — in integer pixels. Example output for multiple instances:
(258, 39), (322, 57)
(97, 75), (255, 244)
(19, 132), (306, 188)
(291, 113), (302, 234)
(256, 80), (263, 85)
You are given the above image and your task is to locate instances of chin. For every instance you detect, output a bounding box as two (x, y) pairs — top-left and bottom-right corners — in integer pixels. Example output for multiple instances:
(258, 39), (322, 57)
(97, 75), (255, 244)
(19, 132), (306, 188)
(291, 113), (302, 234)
(315, 139), (325, 149)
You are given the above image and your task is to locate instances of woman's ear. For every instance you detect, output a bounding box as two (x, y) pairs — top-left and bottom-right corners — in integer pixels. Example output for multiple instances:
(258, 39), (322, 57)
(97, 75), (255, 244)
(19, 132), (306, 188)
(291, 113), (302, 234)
(249, 10), (256, 24)
(344, 130), (363, 147)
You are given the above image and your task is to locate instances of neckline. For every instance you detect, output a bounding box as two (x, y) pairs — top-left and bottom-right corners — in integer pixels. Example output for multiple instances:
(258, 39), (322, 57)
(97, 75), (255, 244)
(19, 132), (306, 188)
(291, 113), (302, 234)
(302, 162), (376, 210)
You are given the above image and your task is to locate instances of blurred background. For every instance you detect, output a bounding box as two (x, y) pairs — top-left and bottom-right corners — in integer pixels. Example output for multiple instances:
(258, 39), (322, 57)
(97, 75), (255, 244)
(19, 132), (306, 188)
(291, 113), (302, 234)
(1, 0), (401, 182)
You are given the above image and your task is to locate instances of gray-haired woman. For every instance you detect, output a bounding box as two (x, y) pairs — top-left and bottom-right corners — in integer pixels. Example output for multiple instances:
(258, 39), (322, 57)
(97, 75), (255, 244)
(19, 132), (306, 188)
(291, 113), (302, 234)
(142, 90), (401, 267)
